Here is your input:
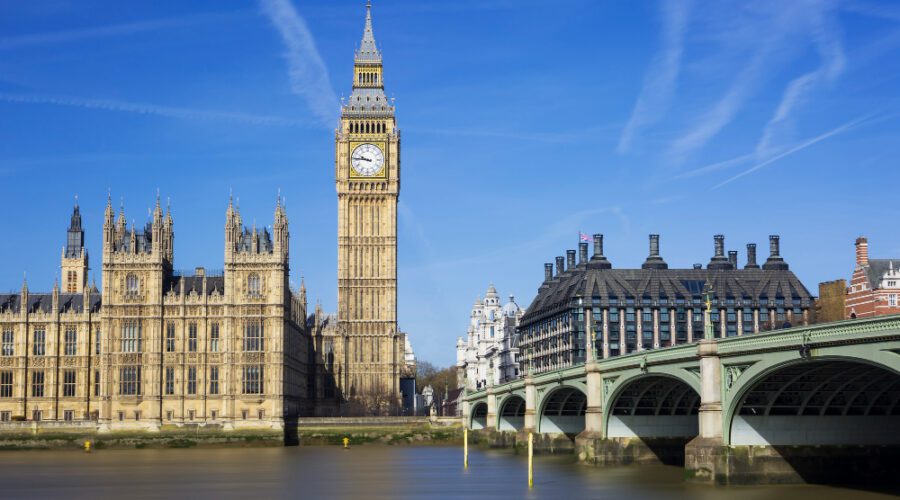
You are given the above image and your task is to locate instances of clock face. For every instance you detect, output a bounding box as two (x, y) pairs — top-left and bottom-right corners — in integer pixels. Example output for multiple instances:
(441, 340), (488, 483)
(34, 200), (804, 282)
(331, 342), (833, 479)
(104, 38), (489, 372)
(351, 143), (385, 176)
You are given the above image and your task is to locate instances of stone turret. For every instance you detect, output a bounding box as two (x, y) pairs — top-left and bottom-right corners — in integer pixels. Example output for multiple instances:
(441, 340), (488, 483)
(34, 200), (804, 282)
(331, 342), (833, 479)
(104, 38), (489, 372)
(61, 199), (89, 292)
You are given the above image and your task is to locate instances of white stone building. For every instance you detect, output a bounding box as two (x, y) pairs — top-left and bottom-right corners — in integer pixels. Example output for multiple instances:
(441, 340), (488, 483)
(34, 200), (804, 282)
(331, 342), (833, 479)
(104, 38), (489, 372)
(456, 285), (523, 390)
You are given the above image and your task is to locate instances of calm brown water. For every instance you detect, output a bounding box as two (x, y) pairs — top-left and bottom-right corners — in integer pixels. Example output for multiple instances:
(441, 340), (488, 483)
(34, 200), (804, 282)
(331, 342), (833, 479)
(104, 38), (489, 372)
(0, 446), (894, 499)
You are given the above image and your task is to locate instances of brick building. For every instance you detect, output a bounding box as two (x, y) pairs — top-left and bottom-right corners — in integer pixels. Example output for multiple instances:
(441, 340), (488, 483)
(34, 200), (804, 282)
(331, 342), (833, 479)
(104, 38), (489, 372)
(846, 237), (900, 319)
(816, 279), (846, 323)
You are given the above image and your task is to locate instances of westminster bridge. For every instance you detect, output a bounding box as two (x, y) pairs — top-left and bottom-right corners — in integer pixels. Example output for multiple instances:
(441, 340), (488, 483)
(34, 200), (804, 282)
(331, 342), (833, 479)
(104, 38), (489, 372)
(463, 315), (900, 485)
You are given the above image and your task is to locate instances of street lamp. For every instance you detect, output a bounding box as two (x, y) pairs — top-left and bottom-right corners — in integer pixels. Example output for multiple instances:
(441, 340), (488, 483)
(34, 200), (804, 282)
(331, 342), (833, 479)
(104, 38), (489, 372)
(576, 294), (594, 363)
(703, 282), (715, 341)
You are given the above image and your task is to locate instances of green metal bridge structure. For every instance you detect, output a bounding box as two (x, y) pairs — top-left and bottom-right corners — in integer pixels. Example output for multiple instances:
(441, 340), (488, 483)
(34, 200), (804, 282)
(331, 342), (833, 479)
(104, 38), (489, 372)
(463, 315), (900, 485)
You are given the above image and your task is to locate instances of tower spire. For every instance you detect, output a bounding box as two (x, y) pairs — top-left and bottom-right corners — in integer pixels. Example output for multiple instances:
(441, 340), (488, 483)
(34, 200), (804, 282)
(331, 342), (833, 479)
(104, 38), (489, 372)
(356, 1), (380, 62)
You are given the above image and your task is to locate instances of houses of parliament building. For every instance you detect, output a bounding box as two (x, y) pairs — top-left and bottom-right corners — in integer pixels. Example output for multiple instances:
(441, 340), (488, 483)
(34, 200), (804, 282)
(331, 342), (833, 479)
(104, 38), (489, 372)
(0, 3), (411, 428)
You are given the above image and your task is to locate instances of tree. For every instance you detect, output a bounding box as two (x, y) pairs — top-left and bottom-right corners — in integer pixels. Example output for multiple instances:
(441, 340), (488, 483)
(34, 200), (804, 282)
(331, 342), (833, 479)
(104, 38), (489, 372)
(416, 361), (458, 394)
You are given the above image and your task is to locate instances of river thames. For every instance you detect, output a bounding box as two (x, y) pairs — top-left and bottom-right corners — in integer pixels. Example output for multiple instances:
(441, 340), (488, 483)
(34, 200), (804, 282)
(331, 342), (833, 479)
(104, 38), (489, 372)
(0, 446), (894, 499)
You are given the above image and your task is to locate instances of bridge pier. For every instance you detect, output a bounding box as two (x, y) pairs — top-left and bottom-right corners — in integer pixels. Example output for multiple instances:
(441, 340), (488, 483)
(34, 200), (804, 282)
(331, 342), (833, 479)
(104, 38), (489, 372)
(469, 429), (575, 454)
(523, 375), (536, 431)
(485, 389), (497, 431)
(685, 340), (900, 486)
(685, 442), (900, 486)
(465, 317), (900, 486)
(685, 339), (726, 483)
(580, 437), (693, 466)
(575, 361), (604, 463)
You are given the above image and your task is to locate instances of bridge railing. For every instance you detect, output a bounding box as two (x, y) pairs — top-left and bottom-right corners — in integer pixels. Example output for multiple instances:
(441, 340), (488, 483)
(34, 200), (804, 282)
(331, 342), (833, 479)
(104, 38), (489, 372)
(714, 313), (900, 355)
(463, 314), (900, 401)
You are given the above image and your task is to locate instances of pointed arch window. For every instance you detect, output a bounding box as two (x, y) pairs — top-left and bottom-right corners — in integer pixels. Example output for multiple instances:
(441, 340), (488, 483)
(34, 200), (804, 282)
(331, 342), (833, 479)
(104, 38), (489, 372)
(248, 273), (261, 297)
(121, 320), (141, 353)
(243, 320), (264, 352)
(126, 274), (139, 295)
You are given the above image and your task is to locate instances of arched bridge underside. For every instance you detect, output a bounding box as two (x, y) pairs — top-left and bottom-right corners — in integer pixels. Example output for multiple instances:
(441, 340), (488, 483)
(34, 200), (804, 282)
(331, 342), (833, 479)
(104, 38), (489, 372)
(471, 402), (488, 430)
(498, 396), (526, 431)
(463, 316), (900, 485)
(539, 387), (586, 435)
(607, 375), (699, 439)
(730, 359), (900, 446)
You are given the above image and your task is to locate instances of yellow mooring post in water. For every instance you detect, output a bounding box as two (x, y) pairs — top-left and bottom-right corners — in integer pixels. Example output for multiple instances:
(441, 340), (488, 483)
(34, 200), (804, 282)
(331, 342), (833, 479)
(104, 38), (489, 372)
(343, 437), (350, 449)
(464, 427), (469, 469)
(84, 440), (92, 453)
(528, 432), (534, 488)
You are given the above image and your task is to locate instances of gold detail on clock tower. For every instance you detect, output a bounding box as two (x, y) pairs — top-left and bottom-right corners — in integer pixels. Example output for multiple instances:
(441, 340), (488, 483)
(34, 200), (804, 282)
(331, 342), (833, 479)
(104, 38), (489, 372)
(334, 1), (402, 412)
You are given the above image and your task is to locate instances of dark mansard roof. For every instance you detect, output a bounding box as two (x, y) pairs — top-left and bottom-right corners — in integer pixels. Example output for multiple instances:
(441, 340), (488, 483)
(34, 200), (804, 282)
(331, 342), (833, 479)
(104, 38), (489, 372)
(113, 221), (155, 254)
(521, 263), (813, 325)
(238, 228), (273, 254)
(166, 275), (225, 296)
(863, 259), (899, 289)
(0, 293), (102, 314)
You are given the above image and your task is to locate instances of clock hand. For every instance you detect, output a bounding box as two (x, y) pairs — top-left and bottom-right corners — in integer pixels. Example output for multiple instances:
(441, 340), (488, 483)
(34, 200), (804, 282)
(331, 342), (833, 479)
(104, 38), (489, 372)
(352, 157), (372, 162)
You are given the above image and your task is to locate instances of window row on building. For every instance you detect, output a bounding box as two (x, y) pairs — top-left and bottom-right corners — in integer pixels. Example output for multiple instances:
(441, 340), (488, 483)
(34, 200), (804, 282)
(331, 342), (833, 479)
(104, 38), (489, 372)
(517, 234), (814, 376)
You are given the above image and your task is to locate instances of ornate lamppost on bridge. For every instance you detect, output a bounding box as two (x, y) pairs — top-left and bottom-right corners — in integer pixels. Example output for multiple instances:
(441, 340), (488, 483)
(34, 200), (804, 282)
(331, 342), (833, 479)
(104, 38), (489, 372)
(703, 282), (715, 341)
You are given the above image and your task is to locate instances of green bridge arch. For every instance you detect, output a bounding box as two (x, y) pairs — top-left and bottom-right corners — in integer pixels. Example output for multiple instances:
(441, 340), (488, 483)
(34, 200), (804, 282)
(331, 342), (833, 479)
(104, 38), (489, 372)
(723, 352), (900, 446)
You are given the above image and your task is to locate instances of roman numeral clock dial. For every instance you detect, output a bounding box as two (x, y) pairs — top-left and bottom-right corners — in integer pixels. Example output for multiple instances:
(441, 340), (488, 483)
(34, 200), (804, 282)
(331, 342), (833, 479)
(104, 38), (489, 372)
(351, 143), (385, 177)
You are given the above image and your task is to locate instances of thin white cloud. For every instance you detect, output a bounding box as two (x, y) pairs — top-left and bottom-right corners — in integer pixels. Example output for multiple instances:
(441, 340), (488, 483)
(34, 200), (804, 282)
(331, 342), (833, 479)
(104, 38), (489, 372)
(413, 123), (619, 144)
(618, 0), (691, 154)
(669, 3), (843, 161)
(0, 12), (241, 51)
(400, 205), (631, 275)
(670, 46), (772, 160)
(673, 152), (755, 180)
(398, 200), (434, 256)
(756, 7), (845, 158)
(0, 92), (311, 127)
(843, 1), (900, 22)
(259, 0), (339, 128)
(712, 112), (877, 190)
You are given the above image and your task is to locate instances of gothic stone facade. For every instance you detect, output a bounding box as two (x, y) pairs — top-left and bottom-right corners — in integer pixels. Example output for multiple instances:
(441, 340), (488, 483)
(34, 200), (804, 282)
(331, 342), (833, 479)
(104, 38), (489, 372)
(0, 197), (311, 429)
(518, 234), (814, 376)
(327, 2), (405, 412)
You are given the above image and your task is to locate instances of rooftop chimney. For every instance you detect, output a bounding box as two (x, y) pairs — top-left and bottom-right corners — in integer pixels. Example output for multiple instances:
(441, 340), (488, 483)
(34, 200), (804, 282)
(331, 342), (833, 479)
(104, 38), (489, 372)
(578, 242), (588, 264)
(589, 234), (612, 269)
(566, 250), (576, 271)
(642, 234), (668, 269)
(762, 235), (788, 270)
(693, 263), (703, 270)
(556, 256), (565, 277)
(544, 263), (553, 282)
(745, 243), (760, 269)
(728, 251), (738, 268)
(708, 234), (732, 270)
(856, 237), (869, 267)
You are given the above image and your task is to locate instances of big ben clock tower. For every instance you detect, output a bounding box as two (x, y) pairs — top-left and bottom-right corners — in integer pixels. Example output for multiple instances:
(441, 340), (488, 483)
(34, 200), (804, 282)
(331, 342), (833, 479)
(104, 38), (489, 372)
(335, 1), (401, 411)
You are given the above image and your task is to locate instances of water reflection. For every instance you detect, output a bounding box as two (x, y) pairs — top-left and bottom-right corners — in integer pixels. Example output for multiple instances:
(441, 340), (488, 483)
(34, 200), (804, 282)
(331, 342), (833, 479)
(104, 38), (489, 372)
(0, 446), (893, 499)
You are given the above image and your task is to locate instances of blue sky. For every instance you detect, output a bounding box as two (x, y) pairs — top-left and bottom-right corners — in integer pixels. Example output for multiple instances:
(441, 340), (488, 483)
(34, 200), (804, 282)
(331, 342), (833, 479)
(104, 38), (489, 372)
(1, 0), (899, 366)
